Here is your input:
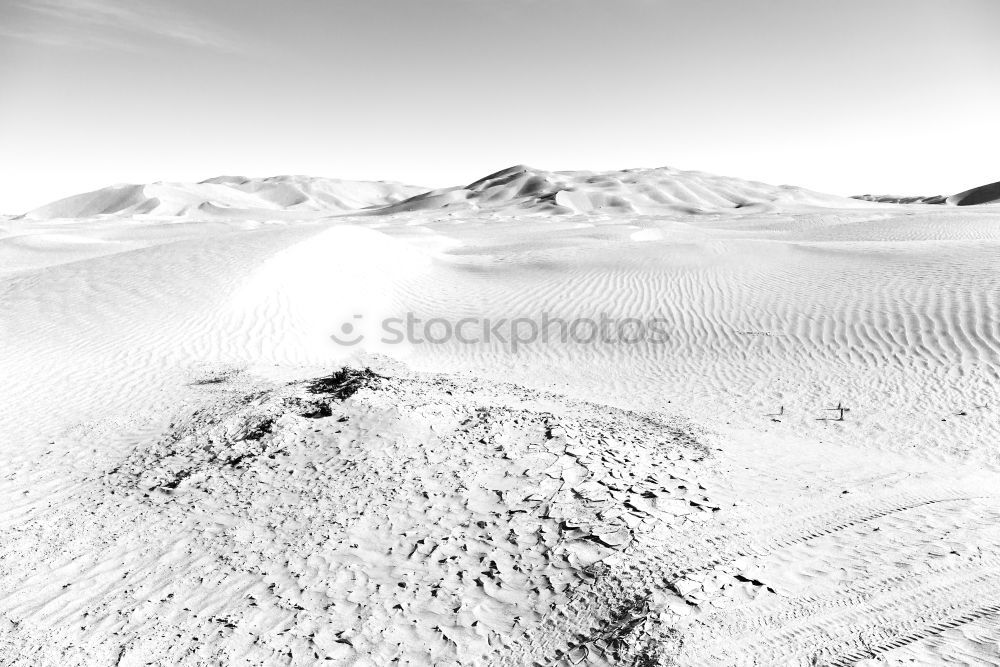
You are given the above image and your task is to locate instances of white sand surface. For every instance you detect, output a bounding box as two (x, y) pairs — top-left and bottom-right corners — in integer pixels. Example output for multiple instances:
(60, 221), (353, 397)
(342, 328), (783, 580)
(2, 167), (999, 665)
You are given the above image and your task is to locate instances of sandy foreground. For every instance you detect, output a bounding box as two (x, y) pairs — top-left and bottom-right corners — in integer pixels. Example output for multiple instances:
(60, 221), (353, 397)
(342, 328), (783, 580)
(1, 174), (1000, 665)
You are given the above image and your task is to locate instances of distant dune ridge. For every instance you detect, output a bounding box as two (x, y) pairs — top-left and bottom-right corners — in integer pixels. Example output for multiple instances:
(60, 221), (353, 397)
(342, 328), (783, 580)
(20, 167), (1000, 220)
(16, 165), (871, 220)
(853, 178), (1000, 206)
(852, 194), (948, 205)
(18, 175), (427, 220)
(375, 164), (869, 215)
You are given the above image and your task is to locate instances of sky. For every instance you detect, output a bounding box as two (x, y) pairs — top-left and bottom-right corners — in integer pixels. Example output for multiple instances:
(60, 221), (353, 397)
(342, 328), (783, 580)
(1, 0), (999, 213)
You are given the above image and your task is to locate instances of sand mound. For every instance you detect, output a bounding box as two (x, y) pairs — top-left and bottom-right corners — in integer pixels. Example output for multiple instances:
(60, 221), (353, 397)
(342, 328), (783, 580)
(376, 164), (870, 216)
(20, 176), (427, 220)
(947, 179), (1000, 206)
(0, 368), (713, 664)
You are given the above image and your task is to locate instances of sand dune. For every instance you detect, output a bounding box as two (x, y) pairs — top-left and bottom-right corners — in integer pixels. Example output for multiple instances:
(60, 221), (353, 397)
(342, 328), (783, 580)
(376, 164), (873, 216)
(19, 175), (427, 220)
(853, 179), (1000, 207)
(3, 165), (1000, 665)
(948, 179), (1000, 206)
(21, 168), (999, 223)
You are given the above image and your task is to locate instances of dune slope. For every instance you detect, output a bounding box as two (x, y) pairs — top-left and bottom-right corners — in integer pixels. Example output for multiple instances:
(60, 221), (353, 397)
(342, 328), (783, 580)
(948, 179), (1000, 206)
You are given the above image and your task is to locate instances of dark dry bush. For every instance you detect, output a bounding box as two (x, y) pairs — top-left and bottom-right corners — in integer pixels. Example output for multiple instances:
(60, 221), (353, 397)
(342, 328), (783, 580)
(307, 367), (384, 400)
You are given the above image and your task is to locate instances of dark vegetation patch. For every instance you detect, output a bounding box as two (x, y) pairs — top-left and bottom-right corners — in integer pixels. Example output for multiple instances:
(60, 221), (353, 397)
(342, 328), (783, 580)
(307, 367), (384, 400)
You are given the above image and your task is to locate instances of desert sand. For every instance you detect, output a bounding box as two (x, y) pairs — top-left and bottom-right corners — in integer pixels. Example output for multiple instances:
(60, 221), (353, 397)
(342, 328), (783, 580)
(1, 166), (999, 665)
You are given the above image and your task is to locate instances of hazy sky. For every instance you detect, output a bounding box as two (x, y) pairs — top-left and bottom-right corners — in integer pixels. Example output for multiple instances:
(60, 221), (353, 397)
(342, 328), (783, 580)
(1, 0), (999, 212)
